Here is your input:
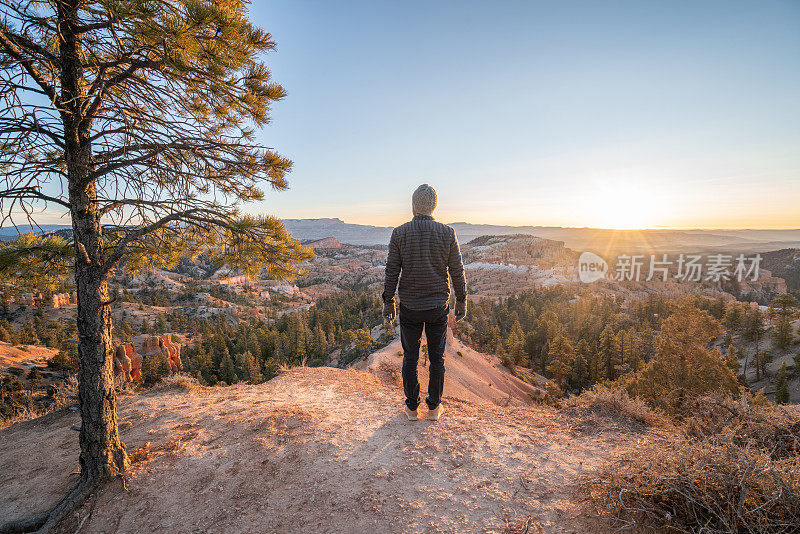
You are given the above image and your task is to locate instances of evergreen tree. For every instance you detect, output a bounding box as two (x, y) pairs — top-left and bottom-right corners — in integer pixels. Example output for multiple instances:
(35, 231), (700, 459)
(768, 294), (797, 350)
(598, 325), (619, 381)
(570, 339), (591, 392)
(0, 324), (12, 344)
(723, 302), (743, 332)
(625, 303), (738, 414)
(724, 344), (740, 375)
(141, 351), (170, 386)
(352, 330), (374, 360)
(546, 335), (574, 387)
(247, 352), (263, 384)
(755, 346), (772, 382)
(0, 1), (311, 521)
(506, 320), (526, 365)
(744, 307), (766, 342)
(219, 351), (237, 385)
(313, 324), (328, 355)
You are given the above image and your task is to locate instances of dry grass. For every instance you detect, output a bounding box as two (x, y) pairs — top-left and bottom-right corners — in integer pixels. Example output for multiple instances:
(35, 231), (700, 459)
(560, 385), (668, 428)
(51, 374), (78, 409)
(680, 394), (799, 459)
(375, 360), (402, 386)
(583, 392), (800, 533)
(148, 373), (201, 393)
(0, 375), (78, 429)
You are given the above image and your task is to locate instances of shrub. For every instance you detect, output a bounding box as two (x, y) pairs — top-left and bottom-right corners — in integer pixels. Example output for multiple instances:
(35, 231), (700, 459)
(376, 360), (401, 386)
(561, 385), (666, 428)
(680, 393), (799, 458)
(150, 373), (200, 392)
(48, 350), (78, 374)
(584, 392), (800, 533)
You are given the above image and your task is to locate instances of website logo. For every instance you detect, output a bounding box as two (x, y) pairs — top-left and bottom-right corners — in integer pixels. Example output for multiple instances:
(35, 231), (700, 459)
(578, 252), (608, 283)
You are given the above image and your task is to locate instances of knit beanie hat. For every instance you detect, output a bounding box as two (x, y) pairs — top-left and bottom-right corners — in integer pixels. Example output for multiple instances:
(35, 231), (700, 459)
(412, 184), (437, 216)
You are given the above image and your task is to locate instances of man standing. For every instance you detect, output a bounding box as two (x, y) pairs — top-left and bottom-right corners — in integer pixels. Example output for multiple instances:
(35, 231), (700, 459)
(382, 184), (467, 421)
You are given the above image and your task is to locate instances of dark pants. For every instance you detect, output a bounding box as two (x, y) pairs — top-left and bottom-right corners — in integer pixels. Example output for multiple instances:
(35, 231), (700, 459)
(399, 303), (448, 410)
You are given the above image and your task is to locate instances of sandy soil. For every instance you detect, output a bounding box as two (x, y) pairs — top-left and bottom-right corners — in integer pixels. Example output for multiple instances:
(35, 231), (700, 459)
(0, 366), (656, 533)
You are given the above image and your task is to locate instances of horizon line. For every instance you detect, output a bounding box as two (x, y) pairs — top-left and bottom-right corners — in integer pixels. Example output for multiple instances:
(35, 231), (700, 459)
(279, 217), (800, 232)
(3, 219), (800, 233)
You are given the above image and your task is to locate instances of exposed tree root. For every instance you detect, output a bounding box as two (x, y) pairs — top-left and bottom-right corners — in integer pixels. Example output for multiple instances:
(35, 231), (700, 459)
(0, 479), (97, 534)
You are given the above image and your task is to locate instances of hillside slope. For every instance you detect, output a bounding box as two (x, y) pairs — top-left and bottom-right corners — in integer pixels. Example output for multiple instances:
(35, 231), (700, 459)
(0, 368), (656, 533)
(356, 326), (546, 406)
(0, 342), (58, 372)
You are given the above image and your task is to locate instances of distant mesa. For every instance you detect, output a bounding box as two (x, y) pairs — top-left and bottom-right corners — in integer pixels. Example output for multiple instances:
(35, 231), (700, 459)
(302, 236), (343, 250)
(280, 218), (800, 253)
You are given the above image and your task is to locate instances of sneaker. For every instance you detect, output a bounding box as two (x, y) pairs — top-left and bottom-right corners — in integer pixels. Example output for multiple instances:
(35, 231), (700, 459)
(405, 406), (418, 421)
(428, 404), (443, 420)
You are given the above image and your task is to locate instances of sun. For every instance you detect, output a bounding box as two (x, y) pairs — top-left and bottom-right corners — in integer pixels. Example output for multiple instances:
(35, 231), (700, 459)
(585, 183), (657, 230)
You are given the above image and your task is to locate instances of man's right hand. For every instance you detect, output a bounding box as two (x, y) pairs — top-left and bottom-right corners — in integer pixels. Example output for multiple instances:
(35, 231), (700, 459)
(383, 300), (396, 322)
(454, 300), (466, 322)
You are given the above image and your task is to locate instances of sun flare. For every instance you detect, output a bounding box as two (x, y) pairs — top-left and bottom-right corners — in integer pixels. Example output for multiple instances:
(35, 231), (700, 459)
(584, 183), (658, 230)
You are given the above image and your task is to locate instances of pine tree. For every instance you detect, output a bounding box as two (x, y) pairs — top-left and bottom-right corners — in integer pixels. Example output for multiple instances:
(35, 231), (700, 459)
(141, 351), (170, 386)
(722, 302), (742, 332)
(724, 344), (740, 375)
(352, 330), (374, 360)
(794, 349), (800, 376)
(571, 339), (591, 392)
(506, 320), (526, 365)
(768, 294), (798, 350)
(0, 325), (12, 344)
(313, 324), (328, 355)
(625, 303), (738, 414)
(744, 307), (766, 342)
(756, 346), (773, 382)
(247, 352), (263, 384)
(219, 351), (236, 385)
(598, 325), (619, 381)
(775, 362), (789, 404)
(0, 2), (312, 527)
(546, 335), (574, 387)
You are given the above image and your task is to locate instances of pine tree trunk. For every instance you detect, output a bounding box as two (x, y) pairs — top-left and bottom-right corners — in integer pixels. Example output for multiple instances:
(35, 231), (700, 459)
(72, 233), (128, 482)
(59, 0), (128, 487)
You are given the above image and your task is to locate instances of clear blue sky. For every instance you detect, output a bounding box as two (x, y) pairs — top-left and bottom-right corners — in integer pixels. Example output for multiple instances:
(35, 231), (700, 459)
(249, 1), (800, 229)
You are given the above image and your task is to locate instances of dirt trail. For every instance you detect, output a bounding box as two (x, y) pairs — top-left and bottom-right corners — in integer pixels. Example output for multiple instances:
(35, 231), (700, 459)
(0, 366), (657, 533)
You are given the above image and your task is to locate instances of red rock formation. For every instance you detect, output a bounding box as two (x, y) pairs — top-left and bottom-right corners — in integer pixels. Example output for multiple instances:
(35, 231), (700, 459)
(113, 343), (142, 385)
(50, 293), (71, 308)
(158, 334), (183, 373)
(137, 334), (181, 371)
(113, 334), (180, 386)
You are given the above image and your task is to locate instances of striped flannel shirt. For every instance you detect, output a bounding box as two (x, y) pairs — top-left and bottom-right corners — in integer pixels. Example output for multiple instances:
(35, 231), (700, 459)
(382, 214), (467, 311)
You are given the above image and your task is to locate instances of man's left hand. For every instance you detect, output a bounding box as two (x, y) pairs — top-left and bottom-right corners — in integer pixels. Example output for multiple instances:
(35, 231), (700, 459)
(383, 301), (396, 322)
